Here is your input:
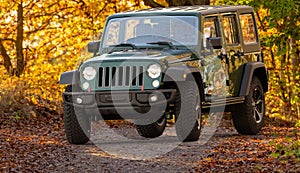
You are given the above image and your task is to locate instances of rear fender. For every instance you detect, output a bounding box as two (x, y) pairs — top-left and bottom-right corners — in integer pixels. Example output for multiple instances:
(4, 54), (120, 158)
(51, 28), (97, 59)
(239, 62), (268, 96)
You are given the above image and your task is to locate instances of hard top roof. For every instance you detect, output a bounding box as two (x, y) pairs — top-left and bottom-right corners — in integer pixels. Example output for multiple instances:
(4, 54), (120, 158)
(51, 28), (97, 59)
(110, 5), (254, 17)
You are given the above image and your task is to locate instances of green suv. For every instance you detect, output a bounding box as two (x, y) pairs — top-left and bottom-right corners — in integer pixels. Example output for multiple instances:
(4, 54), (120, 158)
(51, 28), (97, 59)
(60, 5), (268, 144)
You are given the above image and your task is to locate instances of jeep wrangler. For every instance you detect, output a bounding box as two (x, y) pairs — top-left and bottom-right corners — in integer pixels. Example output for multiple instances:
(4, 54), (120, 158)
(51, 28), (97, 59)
(60, 5), (268, 144)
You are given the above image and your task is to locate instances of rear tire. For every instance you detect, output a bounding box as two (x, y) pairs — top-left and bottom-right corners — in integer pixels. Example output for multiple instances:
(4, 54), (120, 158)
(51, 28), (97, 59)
(175, 81), (201, 142)
(63, 85), (90, 144)
(232, 76), (265, 135)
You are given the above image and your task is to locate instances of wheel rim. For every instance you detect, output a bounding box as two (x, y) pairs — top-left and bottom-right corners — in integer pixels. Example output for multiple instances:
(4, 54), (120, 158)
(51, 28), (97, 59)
(196, 95), (201, 130)
(252, 87), (264, 123)
(156, 117), (166, 126)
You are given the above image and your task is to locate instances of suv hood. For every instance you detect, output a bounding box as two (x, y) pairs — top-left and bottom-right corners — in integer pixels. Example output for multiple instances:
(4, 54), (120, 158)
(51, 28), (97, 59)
(85, 49), (194, 64)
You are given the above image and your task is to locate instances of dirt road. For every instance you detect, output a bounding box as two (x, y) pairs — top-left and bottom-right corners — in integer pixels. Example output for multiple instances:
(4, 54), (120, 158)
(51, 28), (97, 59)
(0, 115), (298, 172)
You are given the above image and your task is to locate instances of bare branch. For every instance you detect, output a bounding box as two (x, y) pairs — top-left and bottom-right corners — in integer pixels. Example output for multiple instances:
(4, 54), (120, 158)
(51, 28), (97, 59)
(23, 0), (42, 9)
(0, 38), (17, 43)
(166, 0), (210, 6)
(94, 2), (110, 18)
(143, 0), (165, 8)
(71, 0), (93, 18)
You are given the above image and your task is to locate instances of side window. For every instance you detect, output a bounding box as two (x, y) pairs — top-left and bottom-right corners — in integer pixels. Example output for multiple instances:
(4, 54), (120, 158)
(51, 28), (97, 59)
(240, 13), (257, 44)
(204, 17), (218, 38)
(203, 17), (219, 49)
(222, 15), (239, 45)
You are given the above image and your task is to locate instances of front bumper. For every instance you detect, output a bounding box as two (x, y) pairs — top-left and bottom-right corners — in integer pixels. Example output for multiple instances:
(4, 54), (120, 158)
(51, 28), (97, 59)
(63, 89), (176, 120)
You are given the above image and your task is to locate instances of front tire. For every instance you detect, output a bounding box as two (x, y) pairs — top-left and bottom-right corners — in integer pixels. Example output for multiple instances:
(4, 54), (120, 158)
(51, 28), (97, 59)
(135, 117), (166, 138)
(175, 81), (201, 142)
(63, 85), (91, 144)
(232, 76), (265, 135)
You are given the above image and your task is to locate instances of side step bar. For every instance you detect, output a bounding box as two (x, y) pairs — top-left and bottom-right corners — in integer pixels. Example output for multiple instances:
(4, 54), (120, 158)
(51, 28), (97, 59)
(202, 97), (245, 109)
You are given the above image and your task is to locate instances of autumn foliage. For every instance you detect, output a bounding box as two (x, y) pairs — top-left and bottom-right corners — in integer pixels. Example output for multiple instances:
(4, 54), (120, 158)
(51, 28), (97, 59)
(0, 0), (146, 118)
(0, 0), (299, 125)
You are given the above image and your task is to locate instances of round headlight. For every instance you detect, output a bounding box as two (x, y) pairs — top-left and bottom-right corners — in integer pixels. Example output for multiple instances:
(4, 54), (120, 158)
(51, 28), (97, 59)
(82, 66), (96, 81)
(147, 64), (161, 79)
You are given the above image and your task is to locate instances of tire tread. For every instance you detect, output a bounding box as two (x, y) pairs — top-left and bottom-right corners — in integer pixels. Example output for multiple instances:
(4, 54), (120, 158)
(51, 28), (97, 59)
(232, 76), (265, 135)
(63, 85), (90, 144)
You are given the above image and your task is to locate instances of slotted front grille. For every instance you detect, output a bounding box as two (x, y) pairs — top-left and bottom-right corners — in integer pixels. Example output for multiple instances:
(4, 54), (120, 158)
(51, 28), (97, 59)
(98, 66), (144, 88)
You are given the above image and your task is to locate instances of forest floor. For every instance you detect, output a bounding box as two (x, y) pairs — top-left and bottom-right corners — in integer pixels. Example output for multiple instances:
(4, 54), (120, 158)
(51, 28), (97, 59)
(0, 112), (299, 173)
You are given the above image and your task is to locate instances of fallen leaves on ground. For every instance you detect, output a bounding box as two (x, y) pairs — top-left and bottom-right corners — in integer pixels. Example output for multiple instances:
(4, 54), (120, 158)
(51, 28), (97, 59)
(0, 114), (299, 172)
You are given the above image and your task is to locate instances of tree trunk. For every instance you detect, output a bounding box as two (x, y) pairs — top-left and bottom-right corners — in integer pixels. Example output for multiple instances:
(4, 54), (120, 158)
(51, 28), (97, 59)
(0, 40), (12, 73)
(16, 3), (24, 77)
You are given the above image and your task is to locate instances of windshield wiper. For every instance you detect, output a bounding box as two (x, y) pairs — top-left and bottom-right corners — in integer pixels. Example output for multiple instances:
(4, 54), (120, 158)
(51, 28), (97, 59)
(147, 41), (174, 49)
(109, 43), (138, 53)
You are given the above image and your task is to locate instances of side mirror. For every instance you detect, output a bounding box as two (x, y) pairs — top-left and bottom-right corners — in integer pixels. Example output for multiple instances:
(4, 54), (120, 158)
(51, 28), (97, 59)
(207, 37), (222, 49)
(87, 41), (101, 54)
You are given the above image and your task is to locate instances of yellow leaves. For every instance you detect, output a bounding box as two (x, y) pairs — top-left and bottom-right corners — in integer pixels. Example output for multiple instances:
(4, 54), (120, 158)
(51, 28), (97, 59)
(29, 110), (37, 118)
(30, 97), (38, 105)
(205, 157), (213, 162)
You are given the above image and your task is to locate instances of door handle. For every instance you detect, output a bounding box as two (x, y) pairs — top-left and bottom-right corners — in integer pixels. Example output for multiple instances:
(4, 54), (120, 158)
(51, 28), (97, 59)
(234, 51), (244, 57)
(229, 50), (244, 57)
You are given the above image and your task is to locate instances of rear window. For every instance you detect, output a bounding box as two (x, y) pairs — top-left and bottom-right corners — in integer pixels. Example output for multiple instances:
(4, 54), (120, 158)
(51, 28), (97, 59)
(240, 13), (257, 44)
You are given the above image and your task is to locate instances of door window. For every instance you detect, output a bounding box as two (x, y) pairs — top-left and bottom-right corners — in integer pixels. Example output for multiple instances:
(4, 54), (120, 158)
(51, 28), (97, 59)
(222, 15), (239, 45)
(203, 17), (219, 50)
(204, 17), (219, 38)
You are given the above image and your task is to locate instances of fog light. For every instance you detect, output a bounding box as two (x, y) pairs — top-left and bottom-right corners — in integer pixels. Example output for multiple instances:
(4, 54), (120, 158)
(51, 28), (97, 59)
(82, 82), (90, 90)
(152, 80), (160, 88)
(150, 95), (158, 102)
(76, 97), (83, 104)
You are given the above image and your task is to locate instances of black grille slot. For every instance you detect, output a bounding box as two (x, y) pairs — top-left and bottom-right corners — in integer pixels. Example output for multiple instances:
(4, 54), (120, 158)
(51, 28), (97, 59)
(138, 66), (144, 86)
(118, 67), (123, 86)
(132, 66), (137, 86)
(112, 67), (117, 87)
(125, 66), (130, 86)
(104, 67), (110, 87)
(98, 66), (144, 88)
(99, 67), (104, 87)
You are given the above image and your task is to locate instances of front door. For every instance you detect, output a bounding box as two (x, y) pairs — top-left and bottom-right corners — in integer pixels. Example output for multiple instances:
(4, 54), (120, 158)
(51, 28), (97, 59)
(220, 14), (245, 95)
(202, 16), (228, 97)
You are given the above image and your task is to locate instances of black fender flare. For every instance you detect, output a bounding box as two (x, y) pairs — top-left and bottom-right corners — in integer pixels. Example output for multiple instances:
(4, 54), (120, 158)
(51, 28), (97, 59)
(59, 70), (80, 85)
(163, 66), (205, 101)
(163, 66), (200, 82)
(239, 62), (268, 96)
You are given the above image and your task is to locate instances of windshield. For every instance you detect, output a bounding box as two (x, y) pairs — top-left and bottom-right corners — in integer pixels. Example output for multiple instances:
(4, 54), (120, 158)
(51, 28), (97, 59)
(103, 16), (199, 47)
